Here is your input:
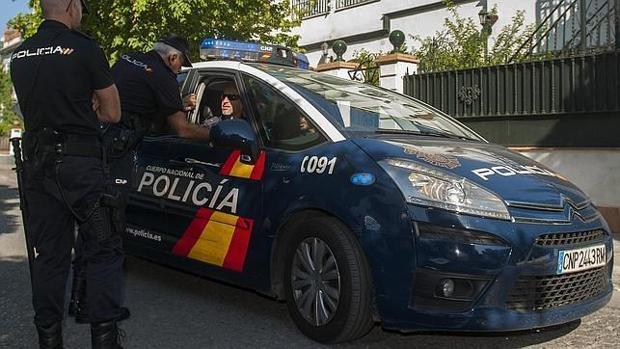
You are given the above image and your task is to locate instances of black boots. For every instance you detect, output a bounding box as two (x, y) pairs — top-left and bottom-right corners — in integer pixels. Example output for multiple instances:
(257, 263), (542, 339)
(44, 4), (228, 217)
(36, 322), (63, 349)
(91, 321), (124, 349)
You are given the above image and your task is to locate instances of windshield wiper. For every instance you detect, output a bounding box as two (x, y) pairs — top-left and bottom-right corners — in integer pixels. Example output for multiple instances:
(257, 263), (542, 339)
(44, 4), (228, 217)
(373, 129), (478, 142)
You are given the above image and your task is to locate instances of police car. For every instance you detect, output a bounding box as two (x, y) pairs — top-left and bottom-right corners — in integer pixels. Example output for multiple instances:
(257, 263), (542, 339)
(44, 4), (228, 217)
(124, 39), (614, 343)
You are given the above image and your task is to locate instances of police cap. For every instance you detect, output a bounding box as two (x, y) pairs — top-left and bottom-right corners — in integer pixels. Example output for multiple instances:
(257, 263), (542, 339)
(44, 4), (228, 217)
(157, 34), (193, 67)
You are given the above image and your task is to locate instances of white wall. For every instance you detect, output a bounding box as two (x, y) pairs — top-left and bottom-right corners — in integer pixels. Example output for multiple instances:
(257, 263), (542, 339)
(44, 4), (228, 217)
(516, 149), (620, 208)
(294, 0), (542, 67)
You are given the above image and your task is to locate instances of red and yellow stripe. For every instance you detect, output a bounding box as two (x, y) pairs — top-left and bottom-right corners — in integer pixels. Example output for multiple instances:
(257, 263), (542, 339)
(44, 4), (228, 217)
(219, 150), (266, 180)
(172, 208), (254, 272)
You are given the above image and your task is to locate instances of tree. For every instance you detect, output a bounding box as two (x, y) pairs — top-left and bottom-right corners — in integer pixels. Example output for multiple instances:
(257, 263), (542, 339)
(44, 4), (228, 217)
(9, 0), (300, 63)
(411, 0), (535, 73)
(0, 69), (22, 136)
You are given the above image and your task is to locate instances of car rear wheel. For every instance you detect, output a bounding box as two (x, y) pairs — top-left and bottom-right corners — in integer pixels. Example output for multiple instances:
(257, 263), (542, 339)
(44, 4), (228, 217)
(282, 215), (374, 343)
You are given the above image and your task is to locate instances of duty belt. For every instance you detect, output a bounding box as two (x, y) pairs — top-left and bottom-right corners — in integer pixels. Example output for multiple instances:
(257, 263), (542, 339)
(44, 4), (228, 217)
(24, 128), (104, 159)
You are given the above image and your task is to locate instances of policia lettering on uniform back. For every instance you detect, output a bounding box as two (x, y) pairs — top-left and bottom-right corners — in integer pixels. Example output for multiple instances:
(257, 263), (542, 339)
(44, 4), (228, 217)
(10, 1), (127, 348)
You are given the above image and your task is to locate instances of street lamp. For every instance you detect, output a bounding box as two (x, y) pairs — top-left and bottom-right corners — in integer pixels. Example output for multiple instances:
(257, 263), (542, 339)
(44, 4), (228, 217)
(478, 9), (498, 62)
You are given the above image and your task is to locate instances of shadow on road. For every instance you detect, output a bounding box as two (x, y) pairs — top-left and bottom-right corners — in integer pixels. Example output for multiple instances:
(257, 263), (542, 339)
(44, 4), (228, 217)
(124, 256), (583, 348)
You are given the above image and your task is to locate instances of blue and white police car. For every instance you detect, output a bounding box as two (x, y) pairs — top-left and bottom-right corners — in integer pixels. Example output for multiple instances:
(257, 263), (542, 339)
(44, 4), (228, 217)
(124, 39), (614, 343)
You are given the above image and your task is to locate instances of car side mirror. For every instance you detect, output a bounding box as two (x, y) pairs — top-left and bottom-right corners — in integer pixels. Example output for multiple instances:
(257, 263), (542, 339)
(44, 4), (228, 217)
(210, 119), (259, 163)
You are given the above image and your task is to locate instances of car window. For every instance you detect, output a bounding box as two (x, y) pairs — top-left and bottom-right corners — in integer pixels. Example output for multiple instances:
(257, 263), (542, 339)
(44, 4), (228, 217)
(249, 64), (483, 141)
(188, 75), (242, 127)
(243, 75), (325, 151)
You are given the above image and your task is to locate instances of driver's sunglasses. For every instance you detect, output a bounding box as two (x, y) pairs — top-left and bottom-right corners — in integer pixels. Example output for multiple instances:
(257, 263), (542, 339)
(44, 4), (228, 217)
(222, 94), (240, 101)
(66, 0), (75, 12)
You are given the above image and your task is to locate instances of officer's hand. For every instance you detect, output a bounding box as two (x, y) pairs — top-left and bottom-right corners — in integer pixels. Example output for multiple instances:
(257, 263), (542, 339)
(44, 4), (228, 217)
(92, 94), (100, 112)
(183, 94), (197, 111)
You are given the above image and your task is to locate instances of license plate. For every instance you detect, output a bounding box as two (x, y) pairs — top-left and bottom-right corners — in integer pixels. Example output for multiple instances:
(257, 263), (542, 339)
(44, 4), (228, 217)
(557, 244), (606, 274)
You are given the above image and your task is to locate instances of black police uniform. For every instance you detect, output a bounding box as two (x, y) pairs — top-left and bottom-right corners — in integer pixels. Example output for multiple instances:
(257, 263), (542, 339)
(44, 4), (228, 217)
(68, 48), (187, 321)
(10, 19), (124, 329)
(112, 50), (186, 133)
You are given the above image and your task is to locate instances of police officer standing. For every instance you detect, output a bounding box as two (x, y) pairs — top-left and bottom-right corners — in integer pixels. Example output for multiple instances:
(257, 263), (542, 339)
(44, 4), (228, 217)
(10, 0), (126, 348)
(67, 34), (211, 325)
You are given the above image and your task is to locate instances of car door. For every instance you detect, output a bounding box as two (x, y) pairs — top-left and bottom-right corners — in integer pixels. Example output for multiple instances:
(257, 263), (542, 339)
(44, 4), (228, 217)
(158, 70), (266, 275)
(125, 70), (196, 250)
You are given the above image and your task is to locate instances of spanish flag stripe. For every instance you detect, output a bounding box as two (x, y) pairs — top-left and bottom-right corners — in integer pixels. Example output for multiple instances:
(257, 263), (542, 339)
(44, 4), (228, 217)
(220, 150), (241, 176)
(172, 209), (255, 271)
(188, 217), (238, 265)
(172, 208), (213, 257)
(249, 152), (266, 180)
(229, 159), (255, 178)
(222, 218), (254, 272)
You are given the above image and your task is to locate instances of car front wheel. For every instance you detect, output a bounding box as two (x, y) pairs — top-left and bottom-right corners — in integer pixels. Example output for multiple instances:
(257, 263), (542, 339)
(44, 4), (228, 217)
(282, 215), (374, 343)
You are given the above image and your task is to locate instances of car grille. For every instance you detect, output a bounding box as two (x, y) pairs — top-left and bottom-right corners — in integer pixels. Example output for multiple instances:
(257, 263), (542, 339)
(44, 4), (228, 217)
(535, 230), (606, 246)
(506, 266), (609, 312)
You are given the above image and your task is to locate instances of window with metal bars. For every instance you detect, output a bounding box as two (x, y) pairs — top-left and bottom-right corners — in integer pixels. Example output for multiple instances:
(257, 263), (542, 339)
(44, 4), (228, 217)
(291, 0), (330, 19)
(335, 0), (377, 10)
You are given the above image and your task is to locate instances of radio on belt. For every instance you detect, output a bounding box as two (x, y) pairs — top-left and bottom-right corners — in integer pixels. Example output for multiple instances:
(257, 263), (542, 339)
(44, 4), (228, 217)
(199, 38), (308, 69)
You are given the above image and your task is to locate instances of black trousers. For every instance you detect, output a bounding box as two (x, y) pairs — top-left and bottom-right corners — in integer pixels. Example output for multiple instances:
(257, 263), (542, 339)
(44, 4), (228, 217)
(24, 154), (124, 326)
(72, 124), (137, 310)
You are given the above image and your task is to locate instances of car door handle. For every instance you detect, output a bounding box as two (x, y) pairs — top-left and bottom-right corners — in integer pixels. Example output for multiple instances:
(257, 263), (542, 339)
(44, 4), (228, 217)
(168, 158), (190, 167)
(169, 157), (221, 169)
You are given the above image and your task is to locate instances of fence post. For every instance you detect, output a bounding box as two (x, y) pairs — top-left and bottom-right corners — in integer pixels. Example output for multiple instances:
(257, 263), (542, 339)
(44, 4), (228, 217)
(580, 0), (588, 50)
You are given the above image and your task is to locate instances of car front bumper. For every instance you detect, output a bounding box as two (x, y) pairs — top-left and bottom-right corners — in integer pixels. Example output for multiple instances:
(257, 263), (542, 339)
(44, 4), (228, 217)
(372, 205), (615, 332)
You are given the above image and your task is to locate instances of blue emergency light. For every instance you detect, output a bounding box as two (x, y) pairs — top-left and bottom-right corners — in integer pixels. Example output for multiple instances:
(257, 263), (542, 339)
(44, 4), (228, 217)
(200, 38), (308, 69)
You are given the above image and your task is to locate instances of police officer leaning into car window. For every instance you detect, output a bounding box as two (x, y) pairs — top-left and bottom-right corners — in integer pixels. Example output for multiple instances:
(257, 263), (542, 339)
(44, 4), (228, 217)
(67, 34), (212, 328)
(110, 34), (211, 139)
(10, 0), (127, 348)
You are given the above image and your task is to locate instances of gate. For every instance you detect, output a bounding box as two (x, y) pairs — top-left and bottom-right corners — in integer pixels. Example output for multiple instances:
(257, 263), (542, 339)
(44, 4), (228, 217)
(403, 0), (620, 147)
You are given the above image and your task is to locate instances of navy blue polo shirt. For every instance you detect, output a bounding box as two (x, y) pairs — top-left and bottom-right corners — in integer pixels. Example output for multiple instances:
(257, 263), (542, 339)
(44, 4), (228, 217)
(111, 50), (184, 133)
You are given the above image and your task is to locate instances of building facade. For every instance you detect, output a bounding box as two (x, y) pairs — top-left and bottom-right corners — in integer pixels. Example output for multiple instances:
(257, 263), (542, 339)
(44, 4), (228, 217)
(292, 0), (616, 67)
(1, 28), (22, 72)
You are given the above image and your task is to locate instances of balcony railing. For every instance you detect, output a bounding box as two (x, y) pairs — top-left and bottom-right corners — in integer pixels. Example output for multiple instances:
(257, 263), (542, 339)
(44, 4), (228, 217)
(292, 0), (330, 19)
(336, 0), (376, 10)
(292, 0), (377, 19)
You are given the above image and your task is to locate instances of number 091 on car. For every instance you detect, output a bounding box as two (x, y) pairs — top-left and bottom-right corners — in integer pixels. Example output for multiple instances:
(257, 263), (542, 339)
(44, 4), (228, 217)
(557, 245), (606, 274)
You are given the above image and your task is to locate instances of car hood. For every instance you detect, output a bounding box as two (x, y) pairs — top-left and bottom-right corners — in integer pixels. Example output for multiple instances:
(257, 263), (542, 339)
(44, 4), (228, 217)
(353, 136), (590, 209)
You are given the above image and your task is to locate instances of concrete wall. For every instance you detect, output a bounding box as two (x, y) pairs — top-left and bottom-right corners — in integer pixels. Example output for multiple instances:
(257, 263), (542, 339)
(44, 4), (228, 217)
(515, 148), (620, 233)
(293, 0), (541, 67)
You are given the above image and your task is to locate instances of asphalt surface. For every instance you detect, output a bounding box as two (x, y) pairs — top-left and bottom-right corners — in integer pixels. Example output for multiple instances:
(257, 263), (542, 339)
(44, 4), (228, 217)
(0, 163), (619, 348)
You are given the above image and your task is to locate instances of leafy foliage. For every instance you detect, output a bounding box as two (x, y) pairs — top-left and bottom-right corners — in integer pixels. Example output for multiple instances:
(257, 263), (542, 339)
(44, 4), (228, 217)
(411, 0), (536, 73)
(350, 49), (381, 86)
(9, 0), (300, 63)
(0, 69), (22, 136)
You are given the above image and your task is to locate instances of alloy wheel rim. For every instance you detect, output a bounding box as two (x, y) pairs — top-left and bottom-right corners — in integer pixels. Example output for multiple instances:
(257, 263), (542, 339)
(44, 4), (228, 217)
(291, 237), (341, 326)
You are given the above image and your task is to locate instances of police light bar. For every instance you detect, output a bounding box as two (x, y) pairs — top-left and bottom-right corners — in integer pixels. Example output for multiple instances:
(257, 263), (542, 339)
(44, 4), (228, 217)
(200, 38), (308, 69)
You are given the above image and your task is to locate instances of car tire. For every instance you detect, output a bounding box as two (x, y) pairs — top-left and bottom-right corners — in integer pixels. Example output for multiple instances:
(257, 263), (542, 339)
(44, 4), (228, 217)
(282, 214), (374, 343)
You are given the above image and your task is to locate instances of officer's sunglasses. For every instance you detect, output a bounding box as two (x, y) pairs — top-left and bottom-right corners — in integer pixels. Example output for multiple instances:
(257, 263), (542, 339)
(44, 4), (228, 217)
(222, 94), (241, 101)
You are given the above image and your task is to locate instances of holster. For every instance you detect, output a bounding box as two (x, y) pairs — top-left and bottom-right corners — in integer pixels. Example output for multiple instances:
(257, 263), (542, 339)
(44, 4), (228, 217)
(101, 186), (127, 235)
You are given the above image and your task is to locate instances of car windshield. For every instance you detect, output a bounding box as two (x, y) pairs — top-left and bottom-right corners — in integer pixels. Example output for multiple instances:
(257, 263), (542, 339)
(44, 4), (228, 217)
(251, 64), (483, 141)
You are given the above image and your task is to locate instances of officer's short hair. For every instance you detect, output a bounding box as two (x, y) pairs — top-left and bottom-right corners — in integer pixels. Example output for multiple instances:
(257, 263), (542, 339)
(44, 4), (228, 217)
(41, 0), (70, 17)
(153, 42), (182, 58)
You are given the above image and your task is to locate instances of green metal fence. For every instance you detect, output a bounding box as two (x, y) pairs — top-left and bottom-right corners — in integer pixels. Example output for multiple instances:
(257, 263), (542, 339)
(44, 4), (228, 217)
(403, 50), (620, 147)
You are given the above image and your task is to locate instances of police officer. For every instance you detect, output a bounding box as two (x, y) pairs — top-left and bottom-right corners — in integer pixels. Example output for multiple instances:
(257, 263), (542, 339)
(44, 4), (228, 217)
(67, 34), (211, 324)
(111, 34), (211, 139)
(10, 0), (126, 348)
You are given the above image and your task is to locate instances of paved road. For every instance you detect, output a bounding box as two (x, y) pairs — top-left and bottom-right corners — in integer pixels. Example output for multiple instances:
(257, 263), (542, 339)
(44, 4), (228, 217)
(0, 165), (619, 348)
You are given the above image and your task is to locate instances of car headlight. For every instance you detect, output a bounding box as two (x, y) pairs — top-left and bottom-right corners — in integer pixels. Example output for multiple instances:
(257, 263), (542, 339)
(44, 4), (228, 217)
(379, 159), (511, 220)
